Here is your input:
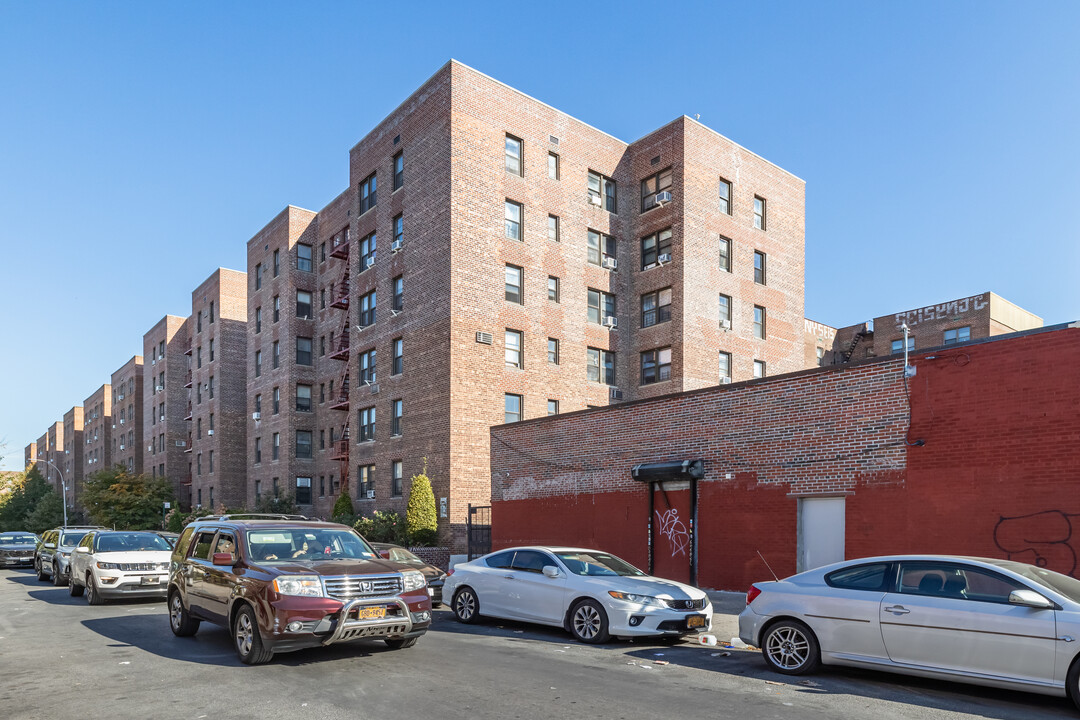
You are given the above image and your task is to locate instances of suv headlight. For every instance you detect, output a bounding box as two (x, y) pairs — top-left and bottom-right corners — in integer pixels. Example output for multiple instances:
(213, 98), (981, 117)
(401, 570), (427, 592)
(273, 576), (324, 597)
(608, 591), (665, 607)
(96, 562), (120, 570)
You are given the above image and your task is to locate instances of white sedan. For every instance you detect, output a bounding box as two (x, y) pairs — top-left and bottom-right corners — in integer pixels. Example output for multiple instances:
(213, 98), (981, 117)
(444, 546), (712, 643)
(68, 530), (173, 605)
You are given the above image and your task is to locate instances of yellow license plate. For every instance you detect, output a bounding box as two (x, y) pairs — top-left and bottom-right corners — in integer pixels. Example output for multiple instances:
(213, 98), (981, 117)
(359, 607), (386, 620)
(687, 615), (706, 628)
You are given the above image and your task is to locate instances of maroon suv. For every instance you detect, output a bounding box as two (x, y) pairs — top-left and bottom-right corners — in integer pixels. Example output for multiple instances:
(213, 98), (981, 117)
(167, 516), (432, 664)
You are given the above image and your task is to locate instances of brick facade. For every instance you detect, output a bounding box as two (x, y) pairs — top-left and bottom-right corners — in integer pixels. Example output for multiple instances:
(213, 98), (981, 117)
(110, 356), (144, 476)
(61, 406), (84, 507)
(143, 314), (193, 506)
(81, 384), (111, 482)
(24, 442), (36, 470)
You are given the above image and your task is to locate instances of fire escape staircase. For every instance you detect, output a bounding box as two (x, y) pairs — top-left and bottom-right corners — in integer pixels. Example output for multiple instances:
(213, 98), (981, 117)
(329, 234), (351, 497)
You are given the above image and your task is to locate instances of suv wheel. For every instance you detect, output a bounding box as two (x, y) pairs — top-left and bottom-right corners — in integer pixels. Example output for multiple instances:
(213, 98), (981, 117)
(68, 572), (84, 597)
(452, 587), (480, 624)
(384, 637), (418, 650)
(86, 572), (105, 606)
(169, 590), (200, 637)
(233, 604), (273, 665)
(36, 559), (48, 582)
(52, 562), (65, 587)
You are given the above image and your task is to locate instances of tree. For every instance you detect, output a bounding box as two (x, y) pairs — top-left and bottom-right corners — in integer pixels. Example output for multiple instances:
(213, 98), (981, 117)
(332, 492), (355, 522)
(405, 462), (438, 546)
(255, 492), (300, 515)
(354, 510), (409, 545)
(0, 466), (49, 532)
(81, 466), (175, 530)
(24, 490), (64, 534)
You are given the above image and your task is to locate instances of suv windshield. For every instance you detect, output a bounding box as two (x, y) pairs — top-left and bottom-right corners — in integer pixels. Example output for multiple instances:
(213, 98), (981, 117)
(247, 527), (379, 562)
(95, 533), (172, 552)
(555, 551), (645, 577)
(60, 531), (90, 546)
(0, 535), (36, 545)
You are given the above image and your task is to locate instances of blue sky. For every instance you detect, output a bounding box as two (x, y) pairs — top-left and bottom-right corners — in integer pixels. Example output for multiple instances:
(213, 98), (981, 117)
(2, 1), (1078, 469)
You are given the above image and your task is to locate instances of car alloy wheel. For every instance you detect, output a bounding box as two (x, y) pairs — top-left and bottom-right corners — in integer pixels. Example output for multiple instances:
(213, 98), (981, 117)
(762, 620), (820, 675)
(68, 571), (84, 597)
(168, 591), (200, 637)
(36, 559), (48, 582)
(233, 604), (272, 664)
(570, 600), (610, 644)
(53, 562), (65, 587)
(86, 573), (105, 605)
(453, 588), (479, 624)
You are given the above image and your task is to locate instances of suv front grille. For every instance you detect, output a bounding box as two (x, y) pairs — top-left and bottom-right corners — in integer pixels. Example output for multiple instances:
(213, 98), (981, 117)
(323, 575), (402, 600)
(664, 598), (707, 610)
(118, 562), (169, 572)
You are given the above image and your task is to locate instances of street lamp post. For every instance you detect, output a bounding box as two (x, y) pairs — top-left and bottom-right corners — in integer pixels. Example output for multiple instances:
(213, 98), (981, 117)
(33, 457), (69, 527)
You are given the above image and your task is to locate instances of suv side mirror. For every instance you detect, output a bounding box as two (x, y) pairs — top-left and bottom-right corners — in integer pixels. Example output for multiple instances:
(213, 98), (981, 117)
(1009, 589), (1055, 609)
(542, 565), (561, 579)
(74, 546), (89, 554)
(212, 552), (236, 566)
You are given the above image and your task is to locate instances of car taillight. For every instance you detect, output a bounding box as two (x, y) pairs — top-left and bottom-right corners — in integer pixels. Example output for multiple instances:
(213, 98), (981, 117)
(746, 584), (762, 605)
(445, 568), (454, 577)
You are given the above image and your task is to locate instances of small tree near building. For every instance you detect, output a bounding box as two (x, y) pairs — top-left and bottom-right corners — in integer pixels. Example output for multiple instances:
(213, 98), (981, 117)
(405, 461), (438, 546)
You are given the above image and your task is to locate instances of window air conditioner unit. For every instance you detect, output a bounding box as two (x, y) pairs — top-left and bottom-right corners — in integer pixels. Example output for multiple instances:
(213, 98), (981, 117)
(604, 316), (618, 329)
(720, 320), (732, 330)
(176, 440), (186, 447)
(112, 424), (116, 429)
(391, 239), (403, 253)
(370, 384), (380, 395)
(657, 253), (672, 264)
(365, 257), (375, 268)
(476, 331), (493, 345)
(609, 388), (624, 400)
(720, 377), (732, 384)
(156, 385), (164, 392)
(602, 257), (618, 271)
(148, 445), (154, 452)
(119, 444), (125, 450)
(120, 418), (125, 425)
(654, 191), (672, 206)
(365, 490), (376, 499)
(207, 429), (214, 436)
(119, 394), (124, 400)
(588, 194), (602, 206)
(252, 412), (261, 421)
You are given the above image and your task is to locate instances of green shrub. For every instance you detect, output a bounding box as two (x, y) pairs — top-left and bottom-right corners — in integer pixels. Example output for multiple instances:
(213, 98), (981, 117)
(354, 510), (409, 545)
(405, 465), (438, 546)
(332, 493), (355, 522)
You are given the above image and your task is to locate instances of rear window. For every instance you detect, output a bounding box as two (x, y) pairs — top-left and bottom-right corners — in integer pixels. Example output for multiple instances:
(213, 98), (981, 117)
(60, 531), (90, 546)
(485, 551), (515, 569)
(825, 563), (892, 591)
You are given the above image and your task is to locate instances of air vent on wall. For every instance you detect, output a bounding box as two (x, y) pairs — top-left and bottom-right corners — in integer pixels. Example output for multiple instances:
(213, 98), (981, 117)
(549, 135), (559, 145)
(476, 331), (493, 345)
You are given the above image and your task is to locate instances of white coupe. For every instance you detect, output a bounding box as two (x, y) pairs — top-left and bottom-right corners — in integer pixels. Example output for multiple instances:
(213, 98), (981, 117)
(444, 546), (712, 643)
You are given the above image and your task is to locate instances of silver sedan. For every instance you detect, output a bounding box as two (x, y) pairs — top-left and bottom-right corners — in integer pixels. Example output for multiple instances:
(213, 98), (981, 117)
(739, 555), (1080, 711)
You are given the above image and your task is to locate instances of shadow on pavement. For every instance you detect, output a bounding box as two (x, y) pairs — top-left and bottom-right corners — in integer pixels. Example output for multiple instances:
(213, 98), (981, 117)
(82, 614), (241, 666)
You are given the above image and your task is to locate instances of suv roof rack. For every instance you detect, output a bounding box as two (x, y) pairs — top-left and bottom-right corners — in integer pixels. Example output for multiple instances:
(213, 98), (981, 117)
(201, 513), (313, 522)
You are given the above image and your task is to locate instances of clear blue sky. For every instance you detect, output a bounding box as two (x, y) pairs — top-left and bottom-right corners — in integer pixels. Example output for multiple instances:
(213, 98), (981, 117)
(2, 2), (1078, 469)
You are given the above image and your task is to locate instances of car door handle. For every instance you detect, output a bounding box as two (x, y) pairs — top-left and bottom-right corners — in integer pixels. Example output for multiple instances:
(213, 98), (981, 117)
(503, 574), (515, 579)
(884, 605), (910, 615)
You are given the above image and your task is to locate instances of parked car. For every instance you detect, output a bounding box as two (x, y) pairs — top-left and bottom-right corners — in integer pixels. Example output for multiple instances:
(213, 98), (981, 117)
(0, 531), (39, 568)
(740, 555), (1080, 711)
(35, 526), (105, 585)
(444, 546), (712, 643)
(370, 543), (446, 605)
(155, 531), (180, 548)
(67, 530), (173, 604)
(167, 516), (433, 664)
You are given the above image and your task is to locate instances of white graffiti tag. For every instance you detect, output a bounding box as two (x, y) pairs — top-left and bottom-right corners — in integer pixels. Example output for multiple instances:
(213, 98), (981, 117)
(654, 509), (690, 558)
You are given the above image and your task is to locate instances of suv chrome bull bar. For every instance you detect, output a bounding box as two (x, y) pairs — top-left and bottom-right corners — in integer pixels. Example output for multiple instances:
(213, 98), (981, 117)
(323, 596), (413, 646)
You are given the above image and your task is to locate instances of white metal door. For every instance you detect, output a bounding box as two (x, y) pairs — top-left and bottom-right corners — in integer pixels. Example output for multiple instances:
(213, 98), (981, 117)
(798, 497), (846, 572)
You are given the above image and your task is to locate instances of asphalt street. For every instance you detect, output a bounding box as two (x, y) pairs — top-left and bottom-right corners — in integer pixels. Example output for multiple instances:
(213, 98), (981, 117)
(1, 567), (1075, 720)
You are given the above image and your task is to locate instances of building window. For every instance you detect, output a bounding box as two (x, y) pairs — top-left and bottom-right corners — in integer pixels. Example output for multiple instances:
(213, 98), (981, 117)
(719, 352), (732, 382)
(547, 276), (559, 302)
(359, 465), (375, 497)
(255, 307), (261, 333)
(641, 229), (672, 268)
(719, 178), (732, 215)
(547, 338), (559, 364)
(391, 399), (402, 436)
(272, 432), (280, 460)
(587, 348), (616, 385)
(547, 399), (558, 416)
(641, 347), (672, 385)
(641, 167), (673, 212)
(587, 170), (616, 212)
(272, 387), (280, 414)
(816, 347), (826, 366)
(297, 243), (313, 272)
(504, 200), (522, 240)
(358, 407), (376, 442)
(719, 236), (732, 272)
(255, 394), (262, 415)
(273, 249), (280, 277)
(320, 242), (326, 263)
(393, 151), (403, 190)
(197, 346), (202, 368)
(272, 341), (280, 369)
(587, 229), (616, 266)
(392, 338), (403, 375)
(209, 301), (215, 324)
(548, 152), (559, 180)
(255, 437), (262, 464)
(359, 290), (376, 326)
(297, 290), (312, 319)
(208, 451), (214, 474)
(320, 336), (326, 357)
(504, 393), (522, 423)
(359, 348), (376, 385)
(319, 430), (325, 450)
(391, 461), (403, 497)
(719, 294), (732, 327)
(208, 376), (214, 399)
(891, 337), (916, 354)
(359, 231), (376, 270)
(943, 326), (971, 345)
(319, 475), (325, 497)
(548, 214), (559, 242)
(505, 265), (523, 304)
(296, 384), (312, 412)
(296, 337), (313, 366)
(753, 360), (766, 378)
(505, 134), (523, 176)
(754, 251), (767, 285)
(393, 214), (403, 248)
(295, 431), (312, 460)
(753, 195), (766, 230)
(753, 306), (766, 339)
(296, 477), (312, 505)
(641, 288), (672, 327)
(320, 289), (326, 310)
(505, 330), (523, 368)
(255, 263), (262, 290)
(392, 275), (404, 312)
(359, 172), (377, 214)
(273, 295), (280, 322)
(587, 289), (616, 325)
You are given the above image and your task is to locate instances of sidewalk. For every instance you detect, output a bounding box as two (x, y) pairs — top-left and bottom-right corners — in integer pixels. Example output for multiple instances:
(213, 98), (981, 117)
(705, 590), (746, 642)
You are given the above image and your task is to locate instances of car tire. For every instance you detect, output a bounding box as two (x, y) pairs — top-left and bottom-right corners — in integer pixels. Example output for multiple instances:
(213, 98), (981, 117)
(1066, 655), (1080, 711)
(68, 572), (84, 597)
(168, 590), (200, 637)
(452, 587), (480, 624)
(569, 599), (611, 644)
(52, 562), (65, 587)
(233, 604), (272, 665)
(761, 619), (821, 675)
(86, 572), (105, 606)
(36, 559), (48, 582)
(384, 637), (418, 650)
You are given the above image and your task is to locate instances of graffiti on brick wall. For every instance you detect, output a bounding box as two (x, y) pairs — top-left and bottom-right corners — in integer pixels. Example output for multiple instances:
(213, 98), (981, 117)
(654, 509), (690, 558)
(994, 510), (1080, 577)
(893, 293), (988, 330)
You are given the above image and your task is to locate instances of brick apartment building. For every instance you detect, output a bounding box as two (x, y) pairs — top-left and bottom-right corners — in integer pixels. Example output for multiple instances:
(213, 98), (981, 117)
(110, 356), (144, 475)
(38, 422), (64, 494)
(61, 406), (84, 506)
(82, 384), (112, 480)
(222, 60), (804, 550)
(143, 315), (192, 501)
(24, 441), (36, 470)
(187, 269), (248, 511)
